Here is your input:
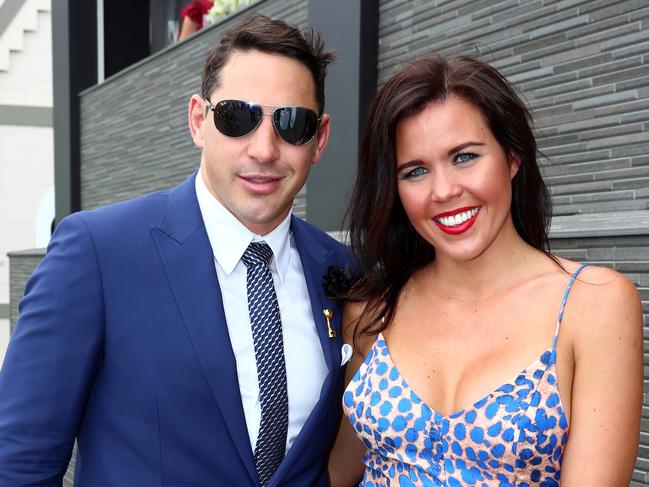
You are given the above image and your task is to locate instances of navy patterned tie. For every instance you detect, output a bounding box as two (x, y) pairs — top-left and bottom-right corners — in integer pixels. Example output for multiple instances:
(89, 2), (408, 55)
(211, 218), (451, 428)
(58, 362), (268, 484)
(241, 242), (288, 487)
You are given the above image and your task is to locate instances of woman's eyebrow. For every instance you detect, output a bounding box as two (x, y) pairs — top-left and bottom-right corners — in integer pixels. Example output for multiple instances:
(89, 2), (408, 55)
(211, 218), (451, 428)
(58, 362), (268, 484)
(447, 141), (485, 156)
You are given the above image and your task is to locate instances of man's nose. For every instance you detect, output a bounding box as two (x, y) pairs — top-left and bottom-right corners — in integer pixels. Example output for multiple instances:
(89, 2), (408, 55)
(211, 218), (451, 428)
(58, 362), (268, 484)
(247, 115), (280, 163)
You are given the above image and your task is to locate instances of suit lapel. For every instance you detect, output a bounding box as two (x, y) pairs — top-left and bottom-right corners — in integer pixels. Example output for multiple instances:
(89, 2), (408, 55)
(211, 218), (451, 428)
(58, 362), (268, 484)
(151, 173), (257, 484)
(270, 217), (344, 485)
(291, 216), (343, 383)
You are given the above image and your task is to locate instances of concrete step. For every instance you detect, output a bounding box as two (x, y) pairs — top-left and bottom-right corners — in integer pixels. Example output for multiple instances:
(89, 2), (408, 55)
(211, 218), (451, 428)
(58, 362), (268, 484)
(0, 0), (50, 72)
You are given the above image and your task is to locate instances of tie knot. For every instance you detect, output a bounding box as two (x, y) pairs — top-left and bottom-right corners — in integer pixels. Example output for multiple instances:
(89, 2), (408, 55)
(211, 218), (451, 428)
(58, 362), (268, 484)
(241, 242), (273, 268)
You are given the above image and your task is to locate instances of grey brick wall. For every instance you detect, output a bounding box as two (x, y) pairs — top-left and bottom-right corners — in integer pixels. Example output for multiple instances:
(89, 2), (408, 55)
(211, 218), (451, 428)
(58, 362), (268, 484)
(63, 444), (75, 487)
(79, 0), (308, 215)
(8, 250), (44, 335)
(378, 0), (649, 217)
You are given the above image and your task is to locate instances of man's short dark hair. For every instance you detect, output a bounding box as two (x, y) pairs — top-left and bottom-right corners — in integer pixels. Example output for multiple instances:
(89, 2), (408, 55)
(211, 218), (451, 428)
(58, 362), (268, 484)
(201, 14), (335, 114)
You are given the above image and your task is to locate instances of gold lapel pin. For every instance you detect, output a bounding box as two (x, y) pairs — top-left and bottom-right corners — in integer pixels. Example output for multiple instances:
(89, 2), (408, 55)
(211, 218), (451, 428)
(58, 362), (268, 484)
(323, 308), (336, 338)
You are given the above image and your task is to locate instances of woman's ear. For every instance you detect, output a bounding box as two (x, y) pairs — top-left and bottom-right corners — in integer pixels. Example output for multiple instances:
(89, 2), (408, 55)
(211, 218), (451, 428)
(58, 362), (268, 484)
(509, 154), (522, 179)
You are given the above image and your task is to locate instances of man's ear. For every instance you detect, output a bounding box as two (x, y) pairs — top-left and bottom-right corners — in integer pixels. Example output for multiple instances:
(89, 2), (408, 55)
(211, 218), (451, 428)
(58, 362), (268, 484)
(188, 94), (207, 149)
(311, 113), (331, 165)
(510, 154), (521, 179)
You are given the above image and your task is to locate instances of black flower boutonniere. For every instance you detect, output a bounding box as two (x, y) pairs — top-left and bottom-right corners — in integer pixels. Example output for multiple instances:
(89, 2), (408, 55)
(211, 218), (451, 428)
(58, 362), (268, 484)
(322, 265), (353, 299)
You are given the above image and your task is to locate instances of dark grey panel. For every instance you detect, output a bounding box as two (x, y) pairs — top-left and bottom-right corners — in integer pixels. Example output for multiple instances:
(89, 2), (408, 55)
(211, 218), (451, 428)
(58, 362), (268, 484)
(306, 0), (378, 232)
(52, 0), (98, 223)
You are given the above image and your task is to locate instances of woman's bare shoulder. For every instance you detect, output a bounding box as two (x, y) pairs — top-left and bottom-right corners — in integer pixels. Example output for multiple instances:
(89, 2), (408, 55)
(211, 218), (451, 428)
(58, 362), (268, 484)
(557, 258), (641, 344)
(554, 259), (642, 483)
(566, 259), (639, 302)
(342, 300), (376, 356)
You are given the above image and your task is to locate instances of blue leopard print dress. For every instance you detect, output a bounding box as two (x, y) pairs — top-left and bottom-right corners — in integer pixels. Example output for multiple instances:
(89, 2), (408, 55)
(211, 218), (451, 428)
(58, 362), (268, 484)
(343, 264), (587, 486)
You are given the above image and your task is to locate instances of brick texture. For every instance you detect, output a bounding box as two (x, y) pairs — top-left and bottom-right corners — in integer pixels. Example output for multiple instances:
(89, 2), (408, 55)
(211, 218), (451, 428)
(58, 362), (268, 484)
(79, 0), (308, 215)
(8, 250), (44, 335)
(378, 0), (649, 217)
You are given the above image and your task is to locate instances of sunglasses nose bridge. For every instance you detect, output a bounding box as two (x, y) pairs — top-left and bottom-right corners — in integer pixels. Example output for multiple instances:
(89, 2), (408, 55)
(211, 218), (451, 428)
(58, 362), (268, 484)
(255, 111), (278, 136)
(260, 109), (285, 141)
(245, 110), (282, 161)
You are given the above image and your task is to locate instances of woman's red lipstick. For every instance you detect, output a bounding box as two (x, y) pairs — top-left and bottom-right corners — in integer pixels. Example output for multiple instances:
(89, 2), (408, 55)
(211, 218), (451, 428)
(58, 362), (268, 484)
(433, 206), (480, 235)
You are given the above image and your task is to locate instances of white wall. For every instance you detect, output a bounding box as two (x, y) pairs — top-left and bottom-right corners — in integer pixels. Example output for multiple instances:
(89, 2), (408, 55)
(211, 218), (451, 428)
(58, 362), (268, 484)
(0, 2), (53, 360)
(0, 6), (52, 105)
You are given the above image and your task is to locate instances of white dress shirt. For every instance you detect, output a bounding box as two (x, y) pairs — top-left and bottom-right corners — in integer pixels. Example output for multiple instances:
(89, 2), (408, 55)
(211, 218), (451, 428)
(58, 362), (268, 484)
(195, 172), (328, 453)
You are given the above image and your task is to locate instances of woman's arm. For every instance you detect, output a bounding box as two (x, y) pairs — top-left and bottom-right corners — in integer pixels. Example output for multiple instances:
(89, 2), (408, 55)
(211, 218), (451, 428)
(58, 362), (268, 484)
(328, 302), (370, 487)
(178, 16), (200, 41)
(560, 266), (643, 485)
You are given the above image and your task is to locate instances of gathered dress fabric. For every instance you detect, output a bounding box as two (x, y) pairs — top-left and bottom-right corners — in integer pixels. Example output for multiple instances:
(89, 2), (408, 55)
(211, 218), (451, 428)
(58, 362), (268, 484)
(343, 264), (588, 486)
(179, 0), (213, 28)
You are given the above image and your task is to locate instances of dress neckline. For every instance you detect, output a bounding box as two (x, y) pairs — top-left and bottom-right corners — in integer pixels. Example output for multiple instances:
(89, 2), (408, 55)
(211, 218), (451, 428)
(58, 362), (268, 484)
(374, 331), (556, 420)
(368, 264), (588, 420)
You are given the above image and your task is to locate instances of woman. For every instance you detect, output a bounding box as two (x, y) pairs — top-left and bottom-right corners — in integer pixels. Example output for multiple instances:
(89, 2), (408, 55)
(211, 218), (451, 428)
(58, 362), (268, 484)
(328, 54), (642, 486)
(177, 0), (213, 41)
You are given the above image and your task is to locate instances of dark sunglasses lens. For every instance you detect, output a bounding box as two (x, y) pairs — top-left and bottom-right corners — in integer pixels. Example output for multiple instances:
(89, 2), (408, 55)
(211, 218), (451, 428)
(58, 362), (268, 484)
(272, 107), (318, 145)
(212, 100), (261, 137)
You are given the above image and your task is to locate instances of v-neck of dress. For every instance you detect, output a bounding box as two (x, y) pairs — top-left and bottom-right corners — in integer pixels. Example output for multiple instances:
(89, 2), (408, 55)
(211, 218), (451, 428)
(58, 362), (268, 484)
(375, 331), (554, 420)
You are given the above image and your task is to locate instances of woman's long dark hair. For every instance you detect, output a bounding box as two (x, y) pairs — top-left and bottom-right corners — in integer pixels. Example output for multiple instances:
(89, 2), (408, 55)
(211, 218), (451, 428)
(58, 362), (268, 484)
(346, 54), (552, 340)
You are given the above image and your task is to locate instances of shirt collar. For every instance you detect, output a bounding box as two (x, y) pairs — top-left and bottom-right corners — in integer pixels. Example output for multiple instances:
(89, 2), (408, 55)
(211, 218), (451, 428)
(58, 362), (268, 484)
(195, 171), (292, 282)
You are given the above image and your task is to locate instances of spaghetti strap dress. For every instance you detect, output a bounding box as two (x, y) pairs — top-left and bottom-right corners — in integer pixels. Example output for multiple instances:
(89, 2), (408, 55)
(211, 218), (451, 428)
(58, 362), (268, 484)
(342, 264), (588, 486)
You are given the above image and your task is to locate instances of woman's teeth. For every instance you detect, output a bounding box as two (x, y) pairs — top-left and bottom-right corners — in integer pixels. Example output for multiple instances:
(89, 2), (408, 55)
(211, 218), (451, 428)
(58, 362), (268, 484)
(436, 207), (479, 227)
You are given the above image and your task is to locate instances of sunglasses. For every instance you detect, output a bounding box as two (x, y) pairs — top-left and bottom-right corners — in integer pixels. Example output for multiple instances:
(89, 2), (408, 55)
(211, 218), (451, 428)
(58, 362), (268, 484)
(205, 99), (320, 145)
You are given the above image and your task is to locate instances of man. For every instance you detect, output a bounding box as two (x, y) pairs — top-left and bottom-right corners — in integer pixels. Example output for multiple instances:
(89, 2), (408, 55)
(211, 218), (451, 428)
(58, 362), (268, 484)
(0, 14), (350, 486)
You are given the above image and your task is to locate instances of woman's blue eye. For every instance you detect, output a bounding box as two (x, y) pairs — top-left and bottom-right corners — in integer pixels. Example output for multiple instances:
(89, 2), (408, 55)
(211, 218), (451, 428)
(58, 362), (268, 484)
(400, 166), (428, 179)
(454, 152), (477, 164)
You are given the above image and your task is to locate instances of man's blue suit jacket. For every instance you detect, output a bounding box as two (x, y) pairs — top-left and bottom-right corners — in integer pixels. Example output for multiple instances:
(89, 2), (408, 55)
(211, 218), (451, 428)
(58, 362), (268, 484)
(0, 173), (351, 486)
